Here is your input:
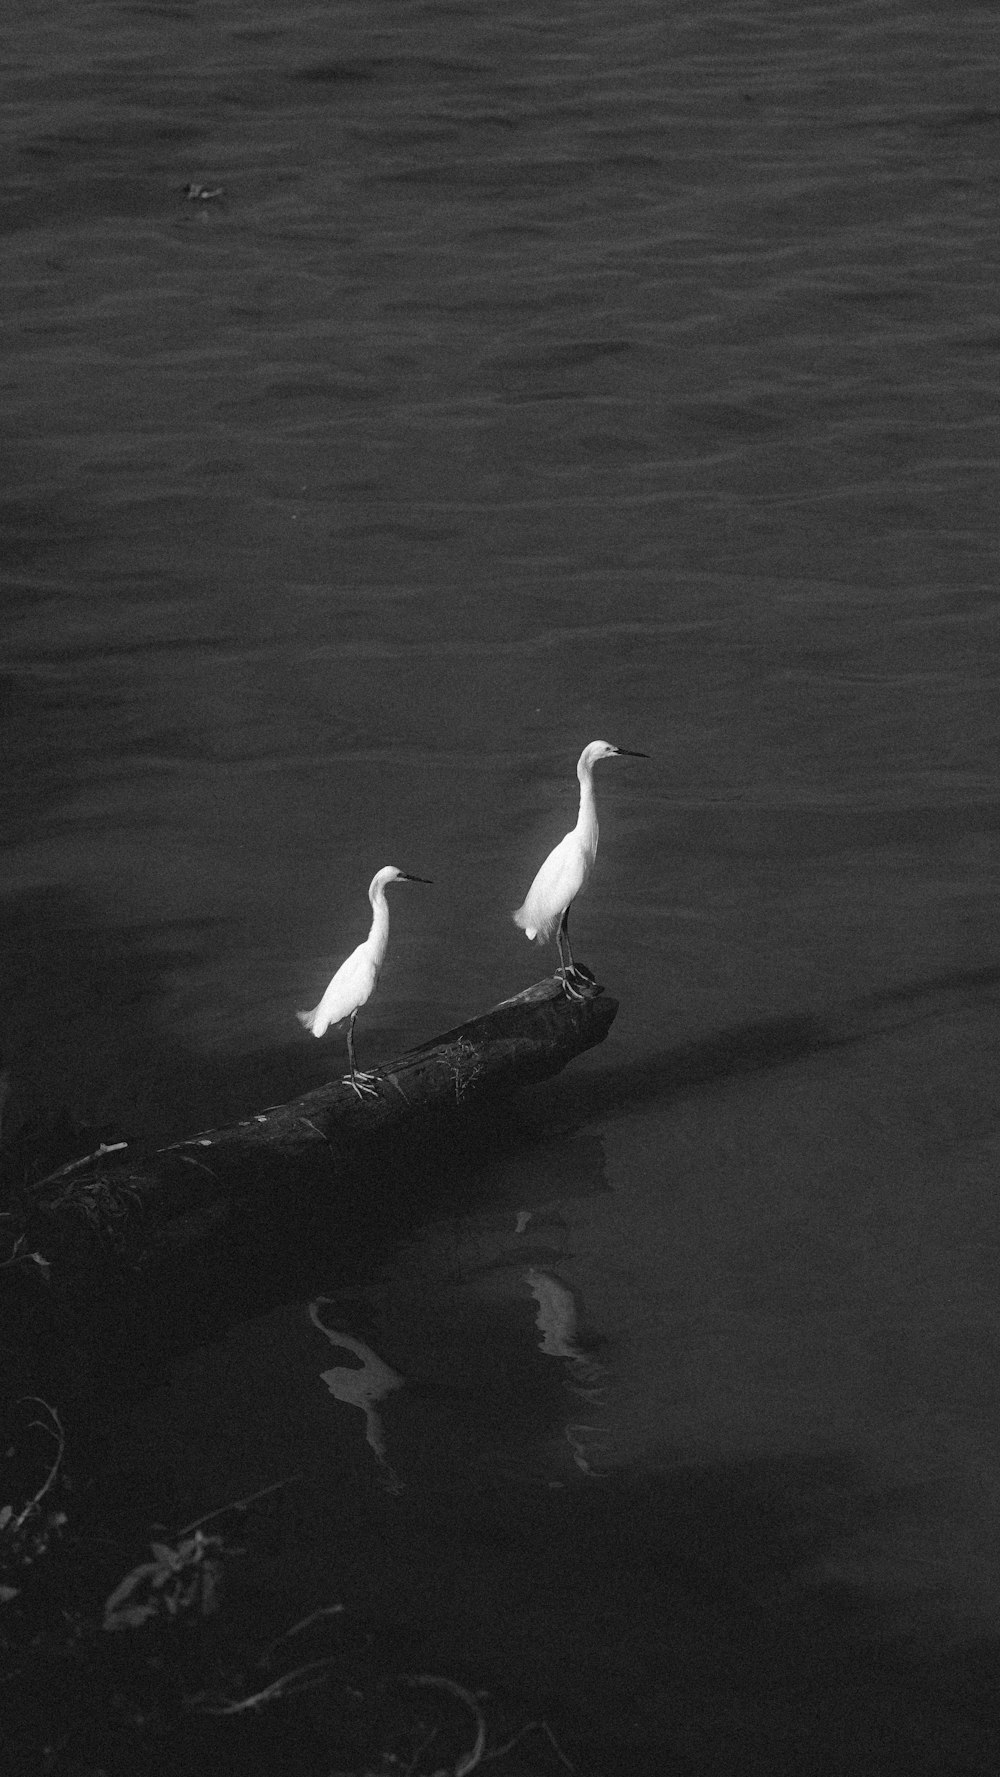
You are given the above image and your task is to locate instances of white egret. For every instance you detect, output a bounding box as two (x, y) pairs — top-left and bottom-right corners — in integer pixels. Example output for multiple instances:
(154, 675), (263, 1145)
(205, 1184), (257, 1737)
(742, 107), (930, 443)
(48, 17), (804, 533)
(513, 740), (648, 998)
(298, 865), (431, 1097)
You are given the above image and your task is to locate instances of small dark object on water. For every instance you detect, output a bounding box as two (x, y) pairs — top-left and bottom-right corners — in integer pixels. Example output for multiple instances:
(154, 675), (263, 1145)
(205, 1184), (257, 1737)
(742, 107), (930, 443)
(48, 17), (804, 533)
(183, 182), (225, 202)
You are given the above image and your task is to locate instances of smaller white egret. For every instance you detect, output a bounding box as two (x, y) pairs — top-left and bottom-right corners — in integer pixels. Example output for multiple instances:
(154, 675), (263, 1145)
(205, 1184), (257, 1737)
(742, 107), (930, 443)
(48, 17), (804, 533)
(513, 740), (648, 998)
(298, 865), (431, 1097)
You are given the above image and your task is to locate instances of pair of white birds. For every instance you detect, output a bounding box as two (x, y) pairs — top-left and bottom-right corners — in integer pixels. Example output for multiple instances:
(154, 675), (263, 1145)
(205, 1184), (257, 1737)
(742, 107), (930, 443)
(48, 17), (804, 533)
(298, 739), (648, 1097)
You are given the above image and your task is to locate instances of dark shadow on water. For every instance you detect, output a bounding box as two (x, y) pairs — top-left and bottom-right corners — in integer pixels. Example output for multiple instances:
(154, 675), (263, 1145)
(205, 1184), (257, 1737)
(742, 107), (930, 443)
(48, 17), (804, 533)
(540, 960), (1000, 1128)
(0, 886), (243, 1148)
(16, 1399), (1000, 1773)
(56, 1275), (1000, 1776)
(0, 884), (377, 1150)
(229, 1445), (999, 1777)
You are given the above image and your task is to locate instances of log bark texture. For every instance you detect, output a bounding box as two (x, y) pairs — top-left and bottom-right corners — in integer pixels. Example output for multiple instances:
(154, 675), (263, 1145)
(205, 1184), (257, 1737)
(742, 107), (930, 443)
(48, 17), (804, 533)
(12, 975), (617, 1343)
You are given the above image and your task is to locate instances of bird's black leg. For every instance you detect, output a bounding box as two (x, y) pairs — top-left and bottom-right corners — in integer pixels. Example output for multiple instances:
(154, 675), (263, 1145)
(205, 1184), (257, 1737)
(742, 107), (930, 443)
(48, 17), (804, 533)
(562, 906), (580, 976)
(343, 1010), (378, 1098)
(557, 909), (587, 999)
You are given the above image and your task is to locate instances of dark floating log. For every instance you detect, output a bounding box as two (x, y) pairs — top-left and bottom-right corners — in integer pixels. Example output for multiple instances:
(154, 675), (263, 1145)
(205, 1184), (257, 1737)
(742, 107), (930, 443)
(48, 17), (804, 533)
(12, 975), (617, 1344)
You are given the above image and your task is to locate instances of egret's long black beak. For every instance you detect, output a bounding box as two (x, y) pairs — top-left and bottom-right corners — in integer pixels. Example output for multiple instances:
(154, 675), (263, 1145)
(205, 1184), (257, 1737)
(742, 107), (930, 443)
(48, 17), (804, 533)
(401, 873), (433, 883)
(613, 747), (650, 758)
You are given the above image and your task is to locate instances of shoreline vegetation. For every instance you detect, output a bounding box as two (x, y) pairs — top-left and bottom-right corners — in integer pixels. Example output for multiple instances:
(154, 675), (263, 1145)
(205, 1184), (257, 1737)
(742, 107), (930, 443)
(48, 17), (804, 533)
(1, 1399), (581, 1774)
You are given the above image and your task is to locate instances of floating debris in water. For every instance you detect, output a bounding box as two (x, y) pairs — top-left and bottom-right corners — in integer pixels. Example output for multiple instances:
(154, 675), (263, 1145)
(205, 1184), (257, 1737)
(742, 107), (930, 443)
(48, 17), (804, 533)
(308, 1298), (403, 1490)
(183, 182), (225, 202)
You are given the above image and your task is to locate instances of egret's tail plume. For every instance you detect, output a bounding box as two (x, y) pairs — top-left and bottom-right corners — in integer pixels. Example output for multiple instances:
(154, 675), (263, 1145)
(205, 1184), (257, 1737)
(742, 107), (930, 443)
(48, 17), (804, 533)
(512, 907), (540, 942)
(297, 1006), (320, 1036)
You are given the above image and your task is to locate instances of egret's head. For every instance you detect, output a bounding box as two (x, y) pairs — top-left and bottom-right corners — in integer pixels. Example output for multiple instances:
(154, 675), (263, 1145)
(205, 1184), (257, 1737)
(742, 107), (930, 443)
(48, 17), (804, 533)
(579, 739), (649, 770)
(371, 865), (433, 895)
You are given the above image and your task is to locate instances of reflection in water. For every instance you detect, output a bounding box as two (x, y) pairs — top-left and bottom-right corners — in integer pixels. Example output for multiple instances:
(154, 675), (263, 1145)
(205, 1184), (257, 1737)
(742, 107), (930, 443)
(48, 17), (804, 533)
(308, 1297), (404, 1492)
(525, 1266), (589, 1363)
(525, 1266), (606, 1476)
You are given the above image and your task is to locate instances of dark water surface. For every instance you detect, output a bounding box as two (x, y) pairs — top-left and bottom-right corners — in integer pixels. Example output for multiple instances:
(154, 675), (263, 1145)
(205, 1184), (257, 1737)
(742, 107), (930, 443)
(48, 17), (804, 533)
(4, 2), (1000, 1768)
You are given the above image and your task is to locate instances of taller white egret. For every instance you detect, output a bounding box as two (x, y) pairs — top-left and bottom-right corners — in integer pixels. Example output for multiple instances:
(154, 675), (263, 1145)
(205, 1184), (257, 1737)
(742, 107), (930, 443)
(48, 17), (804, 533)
(513, 740), (648, 997)
(298, 865), (431, 1097)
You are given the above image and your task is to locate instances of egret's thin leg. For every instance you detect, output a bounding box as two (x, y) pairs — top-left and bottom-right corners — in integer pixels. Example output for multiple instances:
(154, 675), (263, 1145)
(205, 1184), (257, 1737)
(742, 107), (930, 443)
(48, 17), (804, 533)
(343, 1010), (378, 1098)
(561, 907), (594, 987)
(557, 910), (586, 1000)
(562, 906), (579, 976)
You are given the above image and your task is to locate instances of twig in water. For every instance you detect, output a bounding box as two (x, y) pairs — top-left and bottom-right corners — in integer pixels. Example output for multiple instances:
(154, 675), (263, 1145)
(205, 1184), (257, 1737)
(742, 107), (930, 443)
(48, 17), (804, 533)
(403, 1675), (486, 1777)
(9, 1400), (64, 1534)
(193, 1655), (340, 1715)
(176, 1474), (296, 1539)
(173, 1151), (219, 1178)
(34, 1142), (128, 1188)
(0, 1235), (49, 1282)
(403, 1721), (441, 1776)
(483, 1718), (578, 1772)
(262, 1602), (344, 1661)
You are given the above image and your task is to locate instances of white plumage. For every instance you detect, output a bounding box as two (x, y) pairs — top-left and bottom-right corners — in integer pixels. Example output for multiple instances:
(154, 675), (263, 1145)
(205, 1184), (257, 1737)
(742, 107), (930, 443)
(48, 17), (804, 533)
(298, 864), (430, 1096)
(513, 739), (647, 995)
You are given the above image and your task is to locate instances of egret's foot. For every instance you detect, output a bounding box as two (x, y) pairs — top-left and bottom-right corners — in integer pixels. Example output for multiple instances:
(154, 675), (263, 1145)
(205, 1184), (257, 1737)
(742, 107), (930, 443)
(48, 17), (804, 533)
(559, 969), (589, 1001)
(342, 1071), (379, 1099)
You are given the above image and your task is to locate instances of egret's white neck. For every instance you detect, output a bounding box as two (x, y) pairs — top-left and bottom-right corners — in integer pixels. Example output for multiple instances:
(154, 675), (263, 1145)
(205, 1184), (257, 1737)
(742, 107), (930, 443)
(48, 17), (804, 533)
(367, 882), (391, 963)
(575, 756), (599, 850)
